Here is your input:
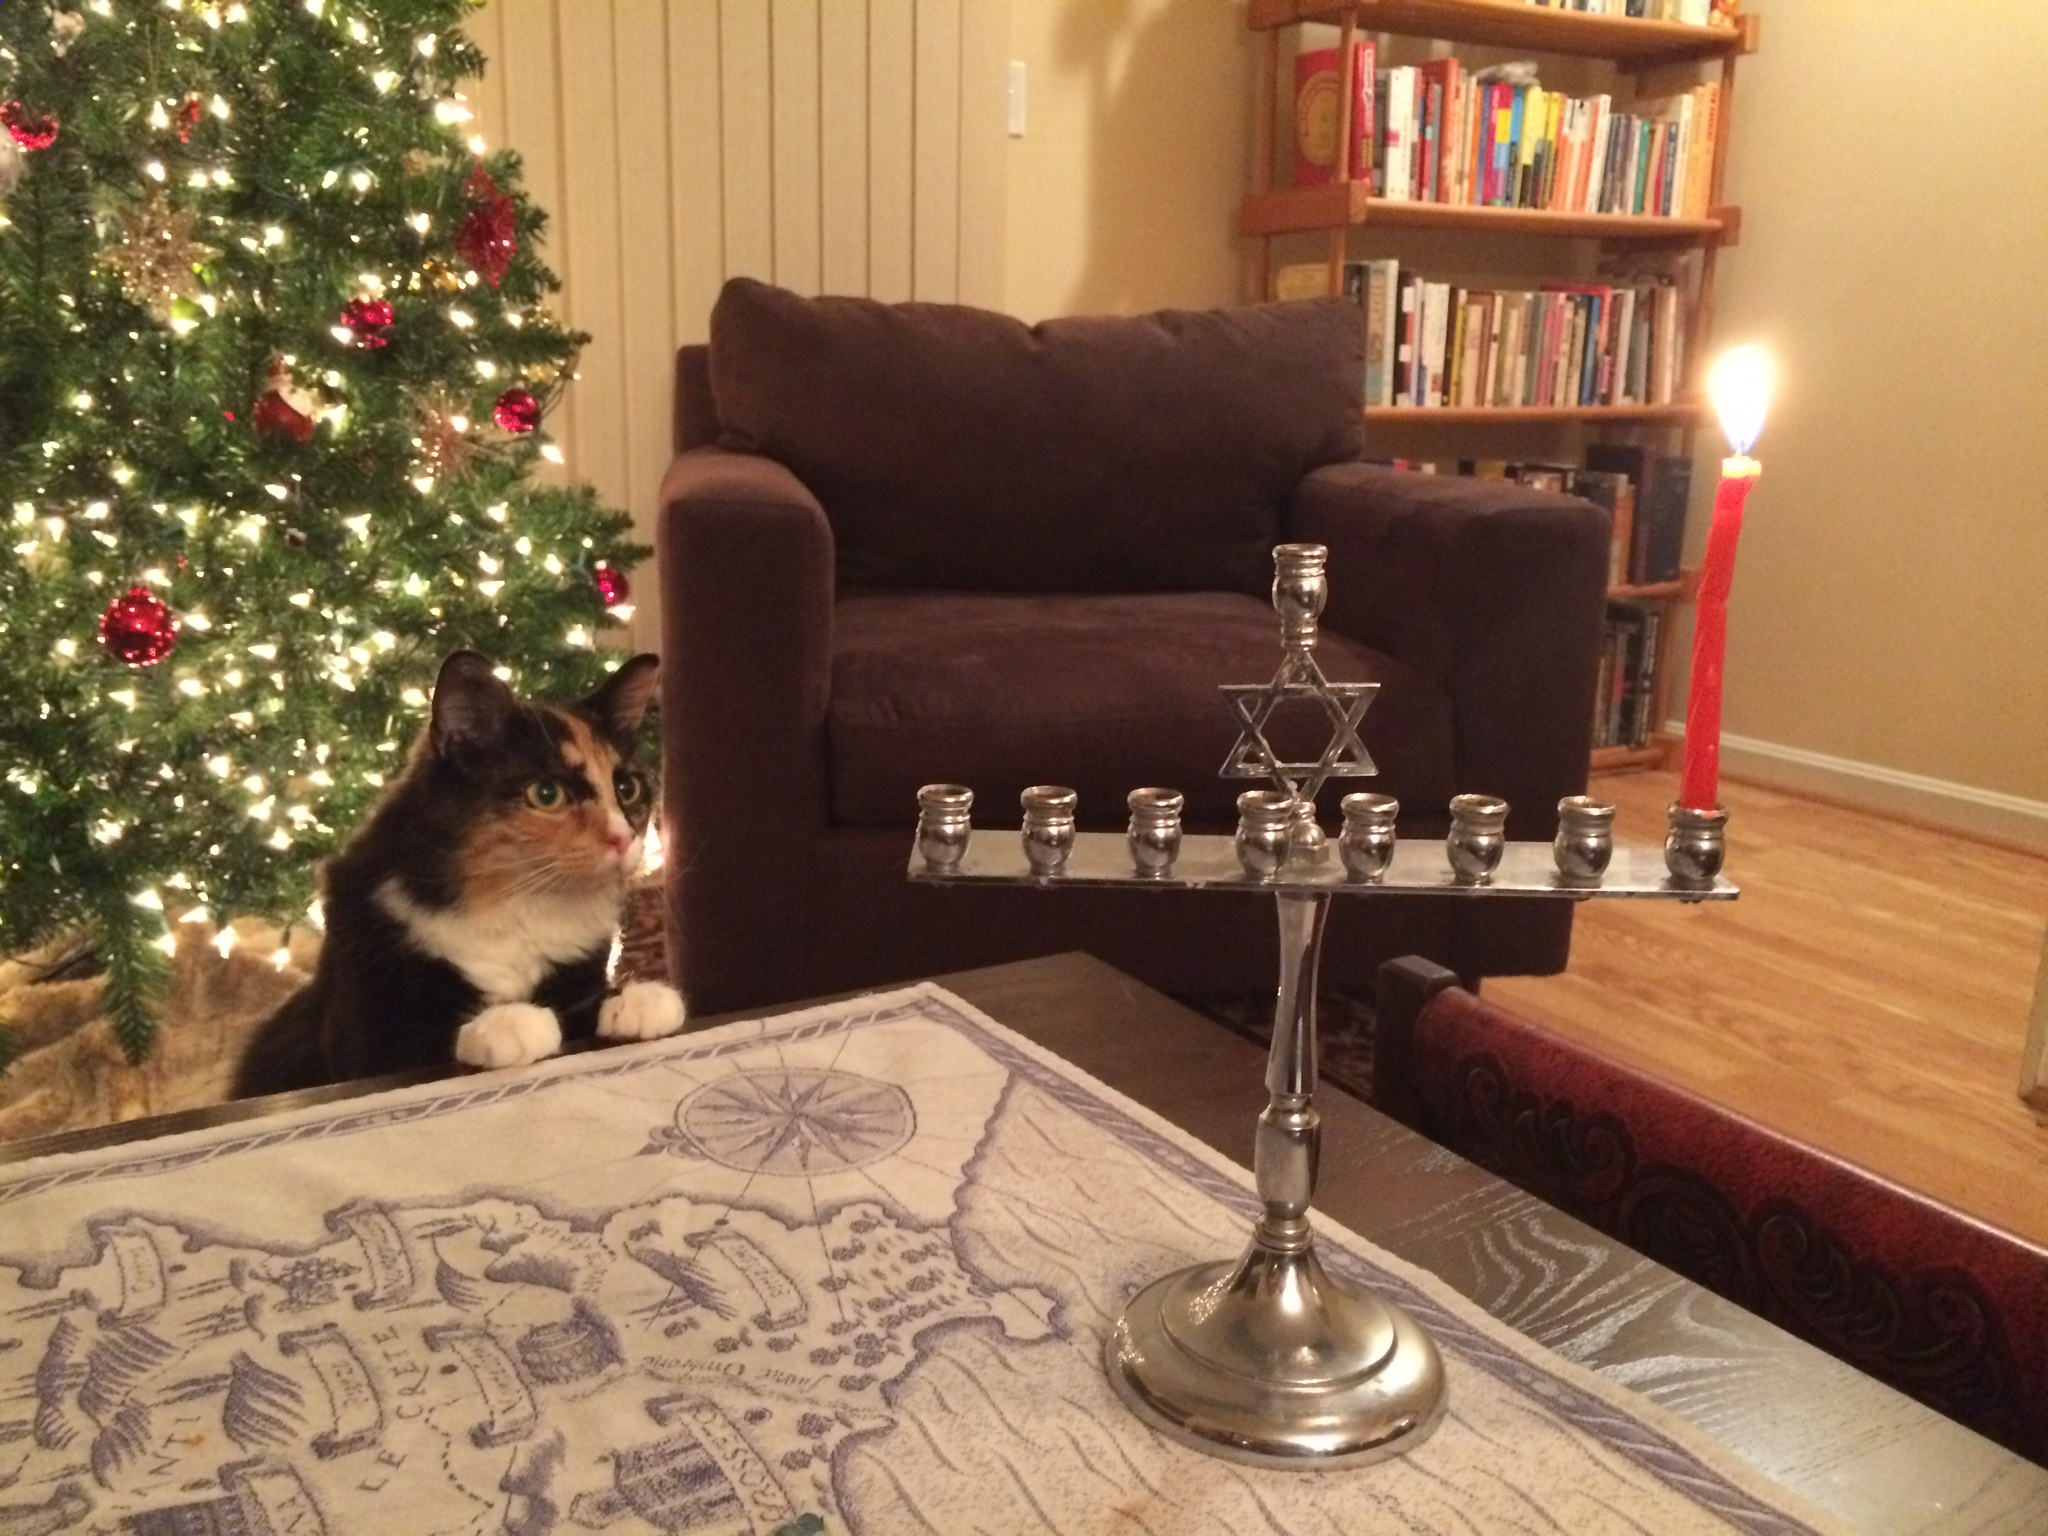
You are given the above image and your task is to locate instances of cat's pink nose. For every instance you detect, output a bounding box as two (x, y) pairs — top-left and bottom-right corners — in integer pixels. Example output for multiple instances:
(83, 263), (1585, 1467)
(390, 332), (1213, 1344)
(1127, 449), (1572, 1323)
(606, 822), (637, 858)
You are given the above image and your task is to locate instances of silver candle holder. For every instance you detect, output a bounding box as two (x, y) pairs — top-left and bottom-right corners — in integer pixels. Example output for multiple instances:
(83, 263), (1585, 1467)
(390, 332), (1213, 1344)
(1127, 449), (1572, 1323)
(1555, 795), (1616, 886)
(1339, 792), (1399, 882)
(1020, 785), (1077, 878)
(1127, 788), (1185, 878)
(915, 783), (974, 872)
(1664, 802), (1728, 889)
(1446, 793), (1509, 884)
(907, 545), (1737, 1472)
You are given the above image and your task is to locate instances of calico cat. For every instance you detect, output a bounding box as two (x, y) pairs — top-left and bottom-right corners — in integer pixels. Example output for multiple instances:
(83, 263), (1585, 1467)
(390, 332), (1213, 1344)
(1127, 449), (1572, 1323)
(233, 650), (685, 1097)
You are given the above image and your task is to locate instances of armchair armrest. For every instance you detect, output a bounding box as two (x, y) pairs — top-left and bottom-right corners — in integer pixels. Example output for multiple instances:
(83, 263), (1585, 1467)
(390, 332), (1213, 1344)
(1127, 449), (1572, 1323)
(657, 447), (835, 1011)
(1288, 463), (1609, 839)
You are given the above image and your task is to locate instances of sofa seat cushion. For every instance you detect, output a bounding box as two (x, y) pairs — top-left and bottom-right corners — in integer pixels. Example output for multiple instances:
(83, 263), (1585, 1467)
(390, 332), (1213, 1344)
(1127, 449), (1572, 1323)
(829, 591), (1457, 829)
(708, 278), (1365, 595)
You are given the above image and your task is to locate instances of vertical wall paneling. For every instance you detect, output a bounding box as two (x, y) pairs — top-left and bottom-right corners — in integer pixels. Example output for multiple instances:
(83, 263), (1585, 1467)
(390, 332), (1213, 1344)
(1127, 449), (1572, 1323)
(611, 0), (679, 591)
(910, 0), (961, 301)
(770, 0), (824, 293)
(463, 2), (507, 160)
(666, 0), (724, 351)
(466, 0), (1009, 645)
(555, 0), (631, 522)
(719, 0), (775, 280)
(494, 1), (575, 480)
(867, 0), (915, 301)
(818, 0), (870, 295)
(956, 0), (1005, 310)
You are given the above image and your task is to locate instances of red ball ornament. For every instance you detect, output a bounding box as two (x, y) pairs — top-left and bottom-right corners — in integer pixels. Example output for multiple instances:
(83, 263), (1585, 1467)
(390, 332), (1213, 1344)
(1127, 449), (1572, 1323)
(339, 297), (394, 349)
(593, 564), (631, 607)
(177, 96), (203, 144)
(98, 587), (180, 667)
(493, 387), (541, 434)
(2, 101), (59, 151)
(454, 163), (518, 288)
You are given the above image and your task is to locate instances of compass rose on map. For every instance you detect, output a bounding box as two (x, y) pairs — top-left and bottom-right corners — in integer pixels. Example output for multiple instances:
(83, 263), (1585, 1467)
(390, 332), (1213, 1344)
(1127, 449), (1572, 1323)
(656, 1069), (916, 1174)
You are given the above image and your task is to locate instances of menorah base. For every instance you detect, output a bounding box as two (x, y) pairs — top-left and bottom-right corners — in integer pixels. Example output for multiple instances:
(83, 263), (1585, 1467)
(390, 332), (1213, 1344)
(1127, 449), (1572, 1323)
(1105, 1238), (1448, 1470)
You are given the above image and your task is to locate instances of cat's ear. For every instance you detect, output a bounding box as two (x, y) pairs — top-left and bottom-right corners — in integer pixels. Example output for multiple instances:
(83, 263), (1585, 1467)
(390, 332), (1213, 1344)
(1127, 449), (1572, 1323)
(582, 653), (660, 747)
(430, 651), (516, 758)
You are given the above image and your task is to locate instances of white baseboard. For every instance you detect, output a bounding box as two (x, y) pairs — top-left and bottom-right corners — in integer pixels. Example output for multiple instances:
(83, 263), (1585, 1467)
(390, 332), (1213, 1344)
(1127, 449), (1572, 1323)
(1663, 723), (2048, 855)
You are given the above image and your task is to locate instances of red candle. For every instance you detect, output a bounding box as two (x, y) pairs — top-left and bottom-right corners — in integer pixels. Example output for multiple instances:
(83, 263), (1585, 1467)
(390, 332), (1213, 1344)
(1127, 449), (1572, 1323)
(1679, 456), (1760, 811)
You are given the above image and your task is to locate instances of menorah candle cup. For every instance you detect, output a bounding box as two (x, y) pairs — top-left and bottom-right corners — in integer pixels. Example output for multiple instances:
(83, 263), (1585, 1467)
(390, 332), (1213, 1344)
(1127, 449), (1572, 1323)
(1235, 790), (1297, 880)
(1553, 796), (1616, 886)
(1020, 786), (1079, 877)
(1446, 794), (1509, 884)
(1271, 542), (1329, 654)
(1338, 792), (1400, 882)
(915, 784), (975, 871)
(1126, 788), (1185, 878)
(1664, 802), (1728, 888)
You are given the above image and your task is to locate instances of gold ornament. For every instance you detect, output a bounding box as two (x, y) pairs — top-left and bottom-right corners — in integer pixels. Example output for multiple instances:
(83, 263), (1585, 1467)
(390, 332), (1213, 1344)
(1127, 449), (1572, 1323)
(407, 257), (463, 294)
(411, 389), (478, 481)
(99, 192), (220, 318)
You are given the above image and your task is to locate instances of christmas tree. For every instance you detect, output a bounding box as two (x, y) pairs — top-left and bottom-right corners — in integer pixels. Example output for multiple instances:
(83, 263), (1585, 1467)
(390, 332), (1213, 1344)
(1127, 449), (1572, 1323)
(0, 0), (645, 1064)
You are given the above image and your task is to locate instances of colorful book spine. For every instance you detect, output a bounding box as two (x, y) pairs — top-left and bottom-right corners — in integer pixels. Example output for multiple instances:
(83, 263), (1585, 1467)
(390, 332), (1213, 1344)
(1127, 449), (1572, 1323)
(1292, 41), (1374, 188)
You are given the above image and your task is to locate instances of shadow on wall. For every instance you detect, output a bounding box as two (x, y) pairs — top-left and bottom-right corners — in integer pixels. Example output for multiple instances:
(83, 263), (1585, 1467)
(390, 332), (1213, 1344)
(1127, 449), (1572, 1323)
(1050, 0), (1252, 316)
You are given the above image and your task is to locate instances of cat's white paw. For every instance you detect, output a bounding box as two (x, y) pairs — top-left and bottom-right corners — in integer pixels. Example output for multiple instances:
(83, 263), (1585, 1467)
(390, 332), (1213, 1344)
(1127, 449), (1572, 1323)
(597, 981), (687, 1042)
(455, 1002), (564, 1069)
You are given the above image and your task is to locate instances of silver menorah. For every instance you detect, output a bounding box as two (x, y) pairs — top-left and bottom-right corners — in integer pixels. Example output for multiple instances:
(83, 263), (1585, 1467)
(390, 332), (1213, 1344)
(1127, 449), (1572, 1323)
(909, 543), (1735, 1470)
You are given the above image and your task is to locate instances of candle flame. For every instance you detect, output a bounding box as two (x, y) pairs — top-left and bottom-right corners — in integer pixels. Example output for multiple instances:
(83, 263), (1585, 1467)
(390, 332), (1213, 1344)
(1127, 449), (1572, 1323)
(1707, 345), (1773, 456)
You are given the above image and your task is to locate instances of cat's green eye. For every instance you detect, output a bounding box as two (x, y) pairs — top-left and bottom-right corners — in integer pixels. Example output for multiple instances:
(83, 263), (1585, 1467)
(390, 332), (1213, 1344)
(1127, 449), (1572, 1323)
(613, 769), (643, 806)
(525, 778), (565, 811)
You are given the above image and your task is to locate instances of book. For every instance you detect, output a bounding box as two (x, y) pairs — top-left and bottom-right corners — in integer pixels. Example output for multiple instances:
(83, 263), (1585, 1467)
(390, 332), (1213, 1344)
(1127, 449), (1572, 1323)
(1570, 468), (1635, 589)
(1272, 262), (1333, 301)
(1292, 41), (1373, 187)
(1586, 446), (1691, 585)
(1384, 67), (1416, 202)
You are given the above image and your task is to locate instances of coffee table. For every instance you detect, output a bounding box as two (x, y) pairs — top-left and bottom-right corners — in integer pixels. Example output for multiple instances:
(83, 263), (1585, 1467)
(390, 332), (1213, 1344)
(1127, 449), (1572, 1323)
(5, 952), (2042, 1533)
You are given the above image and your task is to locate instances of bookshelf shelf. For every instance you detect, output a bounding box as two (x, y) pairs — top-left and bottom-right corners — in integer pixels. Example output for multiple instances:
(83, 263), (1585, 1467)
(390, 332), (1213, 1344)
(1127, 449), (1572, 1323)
(1241, 185), (1731, 241)
(1365, 401), (1705, 426)
(1247, 0), (1756, 66)
(1591, 740), (1672, 771)
(1611, 568), (1698, 603)
(1243, 3), (1751, 774)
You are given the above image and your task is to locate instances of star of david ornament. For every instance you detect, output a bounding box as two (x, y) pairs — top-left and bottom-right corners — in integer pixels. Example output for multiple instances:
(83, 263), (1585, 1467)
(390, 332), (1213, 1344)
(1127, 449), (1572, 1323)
(1219, 543), (1378, 810)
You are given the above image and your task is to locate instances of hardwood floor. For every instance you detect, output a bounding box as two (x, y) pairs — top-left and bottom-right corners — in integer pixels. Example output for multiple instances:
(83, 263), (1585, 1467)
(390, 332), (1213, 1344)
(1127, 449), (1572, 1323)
(1488, 770), (2048, 1248)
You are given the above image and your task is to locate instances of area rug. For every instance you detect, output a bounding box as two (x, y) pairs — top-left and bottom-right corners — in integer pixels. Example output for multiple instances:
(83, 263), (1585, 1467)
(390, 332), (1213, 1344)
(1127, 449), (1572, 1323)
(0, 982), (1842, 1534)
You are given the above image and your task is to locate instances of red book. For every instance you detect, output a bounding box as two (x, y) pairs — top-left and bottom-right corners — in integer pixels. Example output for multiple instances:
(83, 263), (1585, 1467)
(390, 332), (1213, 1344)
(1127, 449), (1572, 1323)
(1293, 41), (1374, 188)
(1418, 58), (1457, 202)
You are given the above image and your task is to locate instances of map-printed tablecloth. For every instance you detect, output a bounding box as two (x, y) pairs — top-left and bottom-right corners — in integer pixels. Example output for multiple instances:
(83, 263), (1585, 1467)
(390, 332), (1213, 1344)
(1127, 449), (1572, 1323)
(0, 983), (1842, 1535)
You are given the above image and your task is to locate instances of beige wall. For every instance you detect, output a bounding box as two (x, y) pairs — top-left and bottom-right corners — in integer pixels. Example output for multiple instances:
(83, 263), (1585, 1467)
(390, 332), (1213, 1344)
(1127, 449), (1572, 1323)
(1685, 0), (2048, 802)
(1003, 0), (1253, 320)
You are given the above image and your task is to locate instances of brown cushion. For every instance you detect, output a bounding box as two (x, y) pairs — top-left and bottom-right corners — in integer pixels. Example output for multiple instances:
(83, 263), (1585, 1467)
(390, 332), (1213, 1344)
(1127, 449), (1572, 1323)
(708, 278), (1365, 595)
(828, 591), (1456, 830)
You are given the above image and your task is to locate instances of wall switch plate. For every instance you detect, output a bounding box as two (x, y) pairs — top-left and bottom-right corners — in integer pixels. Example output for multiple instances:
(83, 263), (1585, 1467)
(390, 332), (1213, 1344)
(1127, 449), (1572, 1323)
(1007, 60), (1026, 138)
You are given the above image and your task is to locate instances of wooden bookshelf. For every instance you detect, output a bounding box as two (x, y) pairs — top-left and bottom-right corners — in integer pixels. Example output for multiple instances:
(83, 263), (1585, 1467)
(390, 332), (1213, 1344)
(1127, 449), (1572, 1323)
(1247, 0), (1757, 66)
(1365, 400), (1704, 426)
(1243, 184), (1733, 242)
(1244, 1), (1750, 774)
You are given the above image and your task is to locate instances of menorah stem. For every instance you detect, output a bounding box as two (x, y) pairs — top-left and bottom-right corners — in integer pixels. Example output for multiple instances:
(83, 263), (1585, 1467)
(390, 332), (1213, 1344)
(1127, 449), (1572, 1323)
(1255, 893), (1327, 1254)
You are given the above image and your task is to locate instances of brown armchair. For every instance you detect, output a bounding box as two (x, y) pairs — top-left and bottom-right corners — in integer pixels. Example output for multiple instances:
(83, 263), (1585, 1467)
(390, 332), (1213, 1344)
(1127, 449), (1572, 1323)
(657, 278), (1610, 1015)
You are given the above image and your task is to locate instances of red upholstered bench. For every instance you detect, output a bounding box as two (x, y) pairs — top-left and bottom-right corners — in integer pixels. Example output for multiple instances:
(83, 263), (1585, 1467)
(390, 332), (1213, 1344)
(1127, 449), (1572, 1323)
(1374, 955), (2048, 1466)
